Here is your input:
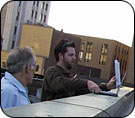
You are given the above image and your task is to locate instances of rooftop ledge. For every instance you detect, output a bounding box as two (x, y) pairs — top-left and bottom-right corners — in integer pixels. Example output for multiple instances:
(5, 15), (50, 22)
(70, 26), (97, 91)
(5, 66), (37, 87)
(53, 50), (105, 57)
(3, 86), (134, 117)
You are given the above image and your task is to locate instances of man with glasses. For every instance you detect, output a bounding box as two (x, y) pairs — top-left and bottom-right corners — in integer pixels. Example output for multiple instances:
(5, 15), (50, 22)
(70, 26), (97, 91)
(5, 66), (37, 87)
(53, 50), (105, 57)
(1, 47), (39, 109)
(41, 40), (116, 101)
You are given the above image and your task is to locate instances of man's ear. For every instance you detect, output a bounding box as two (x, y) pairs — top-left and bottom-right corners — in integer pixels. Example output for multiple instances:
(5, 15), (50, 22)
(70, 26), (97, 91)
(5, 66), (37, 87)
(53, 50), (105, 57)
(25, 64), (30, 73)
(58, 53), (63, 60)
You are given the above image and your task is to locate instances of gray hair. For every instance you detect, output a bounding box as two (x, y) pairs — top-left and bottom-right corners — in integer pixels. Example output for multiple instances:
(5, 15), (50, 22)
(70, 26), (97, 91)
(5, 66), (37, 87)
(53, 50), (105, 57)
(6, 47), (36, 74)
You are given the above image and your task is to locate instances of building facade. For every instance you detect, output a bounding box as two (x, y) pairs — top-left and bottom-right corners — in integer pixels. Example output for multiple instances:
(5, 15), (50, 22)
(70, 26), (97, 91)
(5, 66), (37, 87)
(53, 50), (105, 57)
(19, 24), (132, 81)
(1, 23), (132, 84)
(1, 1), (51, 50)
(125, 38), (134, 84)
(73, 34), (131, 81)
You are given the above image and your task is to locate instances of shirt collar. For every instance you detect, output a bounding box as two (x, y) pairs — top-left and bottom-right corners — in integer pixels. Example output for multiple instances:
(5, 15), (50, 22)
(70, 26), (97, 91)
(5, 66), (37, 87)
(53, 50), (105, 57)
(4, 72), (27, 93)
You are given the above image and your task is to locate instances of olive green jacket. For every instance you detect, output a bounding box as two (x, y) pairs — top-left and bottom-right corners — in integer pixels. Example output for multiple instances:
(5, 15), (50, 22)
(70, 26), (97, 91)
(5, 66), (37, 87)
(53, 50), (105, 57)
(40, 65), (109, 101)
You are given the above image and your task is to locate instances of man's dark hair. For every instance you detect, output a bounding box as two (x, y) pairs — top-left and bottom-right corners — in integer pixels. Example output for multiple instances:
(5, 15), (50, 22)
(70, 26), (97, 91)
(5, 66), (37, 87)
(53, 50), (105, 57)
(54, 40), (75, 62)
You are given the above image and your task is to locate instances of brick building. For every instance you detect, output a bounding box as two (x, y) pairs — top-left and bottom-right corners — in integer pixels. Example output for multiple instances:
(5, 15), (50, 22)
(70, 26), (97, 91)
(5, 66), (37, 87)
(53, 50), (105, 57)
(125, 38), (134, 84)
(20, 24), (132, 82)
(72, 34), (131, 81)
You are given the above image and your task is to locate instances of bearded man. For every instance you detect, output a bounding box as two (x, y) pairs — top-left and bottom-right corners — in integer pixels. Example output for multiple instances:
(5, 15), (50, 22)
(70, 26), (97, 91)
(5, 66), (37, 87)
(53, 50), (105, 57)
(40, 40), (116, 101)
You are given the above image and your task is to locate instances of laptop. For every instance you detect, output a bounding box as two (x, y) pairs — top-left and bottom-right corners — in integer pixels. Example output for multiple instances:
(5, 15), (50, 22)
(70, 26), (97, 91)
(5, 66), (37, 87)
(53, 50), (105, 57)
(96, 60), (127, 97)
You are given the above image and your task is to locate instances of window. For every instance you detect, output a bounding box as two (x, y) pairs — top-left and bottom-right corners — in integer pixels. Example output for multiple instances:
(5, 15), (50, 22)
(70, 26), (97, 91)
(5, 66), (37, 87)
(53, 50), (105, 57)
(101, 44), (108, 54)
(19, 1), (21, 6)
(99, 55), (107, 65)
(39, 13), (43, 21)
(33, 1), (35, 5)
(79, 52), (83, 61)
(81, 42), (85, 51)
(125, 61), (127, 70)
(115, 46), (117, 51)
(44, 15), (46, 22)
(37, 1), (39, 7)
(78, 42), (85, 61)
(85, 52), (92, 61)
(84, 42), (93, 62)
(122, 60), (124, 69)
(99, 44), (108, 65)
(35, 11), (37, 19)
(45, 3), (48, 11)
(41, 2), (45, 9)
(11, 41), (15, 49)
(14, 26), (17, 35)
(124, 50), (126, 55)
(31, 10), (34, 18)
(122, 48), (124, 54)
(118, 47), (120, 53)
(16, 12), (19, 21)
(127, 50), (129, 55)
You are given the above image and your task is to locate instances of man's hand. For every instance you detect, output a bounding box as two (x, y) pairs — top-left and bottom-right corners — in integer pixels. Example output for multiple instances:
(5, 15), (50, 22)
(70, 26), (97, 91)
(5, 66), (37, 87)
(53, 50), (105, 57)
(87, 80), (101, 93)
(107, 76), (116, 90)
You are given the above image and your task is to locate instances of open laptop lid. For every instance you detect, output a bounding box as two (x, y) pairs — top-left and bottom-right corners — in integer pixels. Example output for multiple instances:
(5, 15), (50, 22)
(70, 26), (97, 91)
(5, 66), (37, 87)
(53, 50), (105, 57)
(115, 59), (128, 94)
(96, 60), (127, 97)
(116, 71), (127, 94)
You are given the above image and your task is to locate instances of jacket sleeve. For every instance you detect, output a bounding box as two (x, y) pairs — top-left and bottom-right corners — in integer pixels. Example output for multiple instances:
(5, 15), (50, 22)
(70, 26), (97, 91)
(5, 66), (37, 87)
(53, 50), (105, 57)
(99, 83), (110, 91)
(45, 68), (88, 93)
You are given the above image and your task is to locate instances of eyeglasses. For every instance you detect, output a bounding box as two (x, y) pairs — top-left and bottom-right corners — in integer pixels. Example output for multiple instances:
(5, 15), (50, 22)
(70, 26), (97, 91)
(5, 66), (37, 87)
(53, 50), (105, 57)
(31, 64), (39, 72)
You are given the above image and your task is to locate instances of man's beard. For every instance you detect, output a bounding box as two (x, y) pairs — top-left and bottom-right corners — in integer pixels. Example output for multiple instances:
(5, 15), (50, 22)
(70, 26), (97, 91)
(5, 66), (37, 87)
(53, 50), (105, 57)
(67, 63), (72, 70)
(63, 59), (73, 70)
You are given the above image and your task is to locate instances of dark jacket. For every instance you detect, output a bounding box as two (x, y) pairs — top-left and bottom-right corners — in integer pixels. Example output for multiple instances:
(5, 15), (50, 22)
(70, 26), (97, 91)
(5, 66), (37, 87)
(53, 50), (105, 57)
(40, 65), (109, 101)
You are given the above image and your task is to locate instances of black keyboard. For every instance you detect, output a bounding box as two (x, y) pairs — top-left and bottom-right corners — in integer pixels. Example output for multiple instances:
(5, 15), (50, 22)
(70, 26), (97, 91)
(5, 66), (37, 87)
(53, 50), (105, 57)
(96, 91), (118, 97)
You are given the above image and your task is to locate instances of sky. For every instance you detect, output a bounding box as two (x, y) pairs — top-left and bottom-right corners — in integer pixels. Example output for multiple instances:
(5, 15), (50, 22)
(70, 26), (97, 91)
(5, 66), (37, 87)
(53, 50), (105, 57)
(48, 1), (134, 47)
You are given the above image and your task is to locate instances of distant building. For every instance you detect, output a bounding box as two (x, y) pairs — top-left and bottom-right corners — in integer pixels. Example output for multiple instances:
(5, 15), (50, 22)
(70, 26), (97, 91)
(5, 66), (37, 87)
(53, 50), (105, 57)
(72, 34), (131, 81)
(20, 24), (131, 81)
(8, 22), (131, 82)
(125, 38), (134, 85)
(1, 1), (51, 50)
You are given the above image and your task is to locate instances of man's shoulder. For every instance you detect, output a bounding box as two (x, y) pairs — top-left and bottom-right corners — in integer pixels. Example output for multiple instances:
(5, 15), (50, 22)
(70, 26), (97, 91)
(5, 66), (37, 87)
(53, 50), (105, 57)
(46, 66), (58, 73)
(1, 80), (18, 94)
(46, 65), (63, 74)
(47, 66), (57, 70)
